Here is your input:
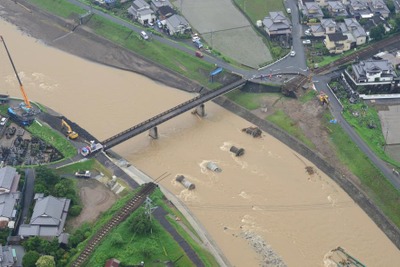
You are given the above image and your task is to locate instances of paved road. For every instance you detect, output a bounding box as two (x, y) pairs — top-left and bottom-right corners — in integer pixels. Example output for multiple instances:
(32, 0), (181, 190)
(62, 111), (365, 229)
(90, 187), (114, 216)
(19, 168), (35, 228)
(314, 74), (400, 190)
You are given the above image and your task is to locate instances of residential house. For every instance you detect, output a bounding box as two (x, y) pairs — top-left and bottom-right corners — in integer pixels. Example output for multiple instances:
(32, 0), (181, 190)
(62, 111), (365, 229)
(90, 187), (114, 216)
(157, 5), (176, 20)
(349, 0), (373, 19)
(325, 32), (351, 54)
(352, 60), (396, 83)
(369, 0), (390, 18)
(105, 258), (121, 267)
(127, 0), (156, 25)
(343, 18), (367, 46)
(0, 166), (20, 195)
(315, 0), (328, 7)
(302, 2), (324, 21)
(310, 18), (336, 37)
(164, 15), (191, 35)
(150, 0), (173, 11)
(374, 51), (400, 69)
(263, 11), (292, 37)
(0, 193), (19, 229)
(18, 195), (70, 240)
(327, 1), (349, 17)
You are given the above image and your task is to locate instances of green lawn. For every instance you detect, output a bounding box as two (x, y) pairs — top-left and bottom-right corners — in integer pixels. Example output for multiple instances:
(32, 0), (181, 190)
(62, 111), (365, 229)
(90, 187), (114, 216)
(27, 120), (77, 159)
(234, 0), (286, 23)
(267, 109), (315, 149)
(226, 90), (264, 110)
(29, 0), (86, 18)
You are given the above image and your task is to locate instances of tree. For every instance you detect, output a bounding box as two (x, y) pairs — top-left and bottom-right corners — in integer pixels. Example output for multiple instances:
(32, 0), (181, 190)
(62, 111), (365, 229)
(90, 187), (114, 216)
(36, 255), (56, 267)
(386, 0), (395, 13)
(22, 251), (40, 267)
(129, 208), (152, 235)
(369, 24), (385, 41)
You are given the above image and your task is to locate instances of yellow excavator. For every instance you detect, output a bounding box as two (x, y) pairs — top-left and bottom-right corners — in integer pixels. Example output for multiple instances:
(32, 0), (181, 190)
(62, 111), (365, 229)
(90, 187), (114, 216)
(61, 119), (78, 139)
(318, 91), (329, 106)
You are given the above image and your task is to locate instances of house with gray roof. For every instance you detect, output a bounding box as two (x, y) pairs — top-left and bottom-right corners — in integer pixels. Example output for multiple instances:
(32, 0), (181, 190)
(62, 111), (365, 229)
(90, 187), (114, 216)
(164, 15), (191, 35)
(349, 0), (373, 19)
(0, 193), (19, 229)
(18, 195), (70, 240)
(352, 60), (396, 83)
(369, 0), (390, 18)
(310, 18), (336, 37)
(0, 166), (20, 195)
(343, 18), (367, 46)
(150, 0), (172, 12)
(302, 2), (324, 20)
(262, 11), (292, 37)
(128, 0), (156, 26)
(327, 1), (349, 17)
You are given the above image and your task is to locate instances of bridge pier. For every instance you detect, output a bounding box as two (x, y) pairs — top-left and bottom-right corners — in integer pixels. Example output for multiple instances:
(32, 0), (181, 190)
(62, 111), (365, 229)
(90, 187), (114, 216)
(149, 127), (158, 139)
(193, 104), (206, 117)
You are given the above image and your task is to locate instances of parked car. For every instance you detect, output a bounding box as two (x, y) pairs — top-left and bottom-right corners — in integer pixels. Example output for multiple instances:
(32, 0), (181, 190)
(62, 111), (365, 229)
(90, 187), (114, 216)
(194, 39), (203, 49)
(0, 117), (6, 126)
(304, 29), (311, 36)
(157, 20), (163, 29)
(287, 8), (291, 14)
(195, 50), (204, 58)
(140, 31), (149, 40)
(302, 39), (311, 45)
(290, 50), (296, 57)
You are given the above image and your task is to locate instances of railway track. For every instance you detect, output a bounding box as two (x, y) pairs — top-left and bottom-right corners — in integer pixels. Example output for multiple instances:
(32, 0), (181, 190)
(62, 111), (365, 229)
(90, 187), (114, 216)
(283, 34), (400, 92)
(315, 34), (400, 75)
(71, 182), (158, 267)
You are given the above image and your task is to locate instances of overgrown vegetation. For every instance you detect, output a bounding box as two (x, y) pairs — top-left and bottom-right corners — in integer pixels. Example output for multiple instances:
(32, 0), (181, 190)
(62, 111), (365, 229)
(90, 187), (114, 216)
(233, 0), (285, 24)
(26, 121), (76, 159)
(22, 237), (70, 267)
(34, 166), (82, 217)
(324, 112), (400, 227)
(67, 188), (217, 266)
(329, 80), (400, 168)
(267, 109), (315, 149)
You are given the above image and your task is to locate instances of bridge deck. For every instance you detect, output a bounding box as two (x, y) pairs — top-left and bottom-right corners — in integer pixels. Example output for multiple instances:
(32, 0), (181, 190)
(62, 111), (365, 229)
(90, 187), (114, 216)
(102, 79), (246, 149)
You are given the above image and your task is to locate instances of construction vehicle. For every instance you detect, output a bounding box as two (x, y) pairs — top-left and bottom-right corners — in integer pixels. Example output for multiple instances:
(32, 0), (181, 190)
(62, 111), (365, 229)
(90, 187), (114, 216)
(79, 140), (103, 157)
(61, 119), (78, 139)
(318, 91), (329, 106)
(1, 36), (36, 126)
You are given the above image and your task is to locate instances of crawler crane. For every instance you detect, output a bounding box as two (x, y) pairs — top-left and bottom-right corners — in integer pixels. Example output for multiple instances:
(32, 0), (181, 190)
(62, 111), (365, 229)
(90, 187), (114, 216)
(1, 36), (37, 125)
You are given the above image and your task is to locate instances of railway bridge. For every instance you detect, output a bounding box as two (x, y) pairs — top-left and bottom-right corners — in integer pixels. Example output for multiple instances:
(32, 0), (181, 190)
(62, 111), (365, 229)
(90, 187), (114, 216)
(101, 78), (247, 150)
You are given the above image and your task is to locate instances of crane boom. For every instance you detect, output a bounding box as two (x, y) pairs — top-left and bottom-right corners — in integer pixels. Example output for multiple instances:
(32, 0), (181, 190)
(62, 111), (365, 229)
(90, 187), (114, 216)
(0, 35), (32, 109)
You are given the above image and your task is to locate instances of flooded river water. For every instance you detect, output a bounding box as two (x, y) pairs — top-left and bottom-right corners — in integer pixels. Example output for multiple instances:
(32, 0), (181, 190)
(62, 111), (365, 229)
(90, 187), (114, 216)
(1, 19), (399, 266)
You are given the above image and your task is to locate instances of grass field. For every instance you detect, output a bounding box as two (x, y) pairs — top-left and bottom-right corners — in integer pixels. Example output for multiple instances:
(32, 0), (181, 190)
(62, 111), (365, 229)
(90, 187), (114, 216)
(324, 112), (400, 227)
(234, 0), (286, 24)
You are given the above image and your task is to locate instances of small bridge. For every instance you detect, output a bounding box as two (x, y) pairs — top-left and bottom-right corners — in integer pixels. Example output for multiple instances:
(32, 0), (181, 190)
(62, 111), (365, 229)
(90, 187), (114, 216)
(101, 79), (247, 150)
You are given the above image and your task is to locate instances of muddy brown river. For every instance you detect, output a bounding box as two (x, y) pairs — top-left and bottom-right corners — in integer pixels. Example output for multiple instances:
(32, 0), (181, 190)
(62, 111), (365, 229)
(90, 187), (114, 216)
(1, 19), (399, 266)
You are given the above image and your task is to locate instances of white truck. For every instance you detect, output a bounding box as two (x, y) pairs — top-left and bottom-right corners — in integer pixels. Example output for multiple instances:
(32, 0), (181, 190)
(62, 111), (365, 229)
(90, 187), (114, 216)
(75, 170), (91, 178)
(79, 141), (103, 156)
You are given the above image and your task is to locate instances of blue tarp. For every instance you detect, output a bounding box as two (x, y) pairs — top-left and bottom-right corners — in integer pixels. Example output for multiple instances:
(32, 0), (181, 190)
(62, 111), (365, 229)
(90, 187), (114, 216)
(210, 67), (223, 76)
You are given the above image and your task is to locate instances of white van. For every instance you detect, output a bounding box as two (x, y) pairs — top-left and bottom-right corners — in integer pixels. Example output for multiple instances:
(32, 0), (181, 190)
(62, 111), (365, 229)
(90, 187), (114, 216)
(140, 31), (149, 40)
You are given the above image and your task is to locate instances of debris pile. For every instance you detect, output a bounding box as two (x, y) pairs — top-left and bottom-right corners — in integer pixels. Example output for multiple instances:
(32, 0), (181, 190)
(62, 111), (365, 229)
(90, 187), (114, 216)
(241, 231), (287, 267)
(176, 175), (195, 190)
(230, 146), (245, 157)
(242, 127), (262, 138)
(206, 161), (222, 172)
